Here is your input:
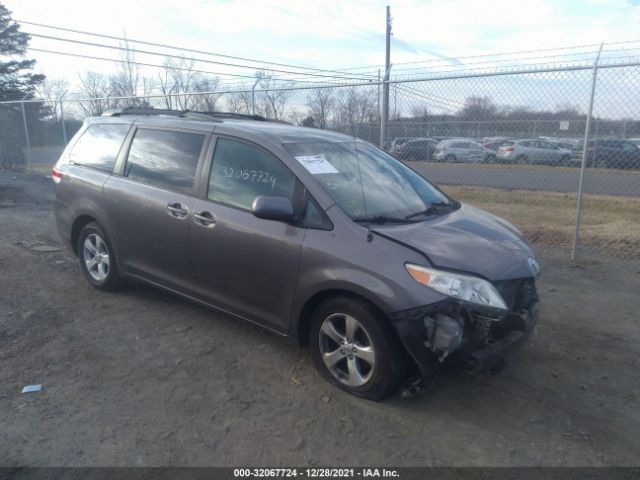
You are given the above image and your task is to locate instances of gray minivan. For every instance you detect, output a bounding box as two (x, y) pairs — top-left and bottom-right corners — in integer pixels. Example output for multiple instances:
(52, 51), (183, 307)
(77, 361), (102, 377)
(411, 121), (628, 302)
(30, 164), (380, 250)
(53, 108), (540, 400)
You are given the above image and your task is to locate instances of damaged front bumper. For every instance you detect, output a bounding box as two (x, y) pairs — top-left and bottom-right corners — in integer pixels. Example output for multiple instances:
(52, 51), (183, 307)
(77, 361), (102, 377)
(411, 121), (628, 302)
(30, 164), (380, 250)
(390, 277), (539, 385)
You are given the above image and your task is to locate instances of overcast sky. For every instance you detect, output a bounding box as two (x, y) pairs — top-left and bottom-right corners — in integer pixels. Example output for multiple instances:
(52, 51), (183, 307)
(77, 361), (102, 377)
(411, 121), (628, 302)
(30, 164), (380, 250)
(4, 0), (640, 89)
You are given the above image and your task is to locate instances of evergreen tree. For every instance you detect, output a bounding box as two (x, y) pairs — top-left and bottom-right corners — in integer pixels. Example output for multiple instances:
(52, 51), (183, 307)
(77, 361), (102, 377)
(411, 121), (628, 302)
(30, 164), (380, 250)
(0, 3), (44, 100)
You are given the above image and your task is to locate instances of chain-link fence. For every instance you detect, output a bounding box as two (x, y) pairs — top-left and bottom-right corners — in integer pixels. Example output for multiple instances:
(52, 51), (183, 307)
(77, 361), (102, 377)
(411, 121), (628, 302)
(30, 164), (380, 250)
(1, 52), (639, 261)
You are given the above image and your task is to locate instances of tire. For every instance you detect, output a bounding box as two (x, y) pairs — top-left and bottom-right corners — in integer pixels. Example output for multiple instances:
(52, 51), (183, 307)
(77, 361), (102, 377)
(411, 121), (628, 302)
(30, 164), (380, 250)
(559, 155), (571, 167)
(77, 222), (123, 291)
(309, 296), (407, 401)
(516, 154), (528, 165)
(444, 154), (456, 163)
(486, 154), (496, 163)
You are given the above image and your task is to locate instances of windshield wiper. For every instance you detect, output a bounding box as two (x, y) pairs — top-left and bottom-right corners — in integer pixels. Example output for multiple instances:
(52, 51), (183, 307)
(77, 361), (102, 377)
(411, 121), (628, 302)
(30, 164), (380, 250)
(353, 215), (419, 224)
(405, 201), (454, 219)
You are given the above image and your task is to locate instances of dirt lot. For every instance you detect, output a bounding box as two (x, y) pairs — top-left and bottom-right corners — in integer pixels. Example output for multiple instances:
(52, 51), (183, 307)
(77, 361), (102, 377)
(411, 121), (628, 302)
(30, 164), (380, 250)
(0, 171), (639, 466)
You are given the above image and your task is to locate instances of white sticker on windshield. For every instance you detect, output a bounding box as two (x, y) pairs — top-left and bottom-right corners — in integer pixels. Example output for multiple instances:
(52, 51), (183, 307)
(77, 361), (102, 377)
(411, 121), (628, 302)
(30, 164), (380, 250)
(295, 154), (339, 175)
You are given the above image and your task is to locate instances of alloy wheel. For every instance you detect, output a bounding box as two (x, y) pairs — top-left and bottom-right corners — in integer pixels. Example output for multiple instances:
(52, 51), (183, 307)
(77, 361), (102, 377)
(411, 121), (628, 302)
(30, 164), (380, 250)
(318, 313), (376, 387)
(83, 233), (110, 282)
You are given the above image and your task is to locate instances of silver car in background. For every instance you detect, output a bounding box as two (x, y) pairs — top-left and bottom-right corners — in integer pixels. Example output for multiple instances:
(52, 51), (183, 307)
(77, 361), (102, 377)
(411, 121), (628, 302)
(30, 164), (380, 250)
(433, 139), (496, 163)
(496, 139), (573, 166)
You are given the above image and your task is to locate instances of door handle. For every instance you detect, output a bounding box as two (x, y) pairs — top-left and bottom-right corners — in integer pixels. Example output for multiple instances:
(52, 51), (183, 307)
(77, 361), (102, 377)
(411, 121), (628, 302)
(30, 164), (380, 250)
(167, 202), (188, 219)
(193, 211), (216, 228)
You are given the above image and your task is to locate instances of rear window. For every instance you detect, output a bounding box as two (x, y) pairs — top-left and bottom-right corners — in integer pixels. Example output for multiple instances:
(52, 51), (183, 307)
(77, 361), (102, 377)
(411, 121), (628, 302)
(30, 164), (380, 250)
(69, 124), (130, 173)
(124, 128), (205, 194)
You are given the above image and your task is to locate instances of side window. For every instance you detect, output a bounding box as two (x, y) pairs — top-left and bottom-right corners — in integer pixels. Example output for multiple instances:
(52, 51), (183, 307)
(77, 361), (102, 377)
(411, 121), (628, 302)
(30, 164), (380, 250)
(69, 124), (130, 172)
(124, 128), (205, 194)
(303, 195), (332, 230)
(208, 137), (294, 210)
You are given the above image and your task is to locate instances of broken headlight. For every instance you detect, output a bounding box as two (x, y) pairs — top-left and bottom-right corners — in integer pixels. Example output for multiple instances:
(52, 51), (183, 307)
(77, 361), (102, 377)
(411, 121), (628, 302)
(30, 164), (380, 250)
(405, 263), (508, 311)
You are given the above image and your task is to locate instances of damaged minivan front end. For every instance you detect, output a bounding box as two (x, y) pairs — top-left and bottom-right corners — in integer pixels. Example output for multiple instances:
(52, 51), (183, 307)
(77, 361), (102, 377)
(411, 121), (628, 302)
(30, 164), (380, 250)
(372, 205), (541, 394)
(391, 274), (539, 391)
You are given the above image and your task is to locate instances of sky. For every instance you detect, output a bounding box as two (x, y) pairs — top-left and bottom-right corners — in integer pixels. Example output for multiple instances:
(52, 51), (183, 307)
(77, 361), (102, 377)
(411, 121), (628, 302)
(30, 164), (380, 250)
(4, 0), (640, 89)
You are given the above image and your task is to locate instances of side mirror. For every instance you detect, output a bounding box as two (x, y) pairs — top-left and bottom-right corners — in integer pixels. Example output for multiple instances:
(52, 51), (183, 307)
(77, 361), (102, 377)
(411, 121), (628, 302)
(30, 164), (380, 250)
(252, 195), (295, 223)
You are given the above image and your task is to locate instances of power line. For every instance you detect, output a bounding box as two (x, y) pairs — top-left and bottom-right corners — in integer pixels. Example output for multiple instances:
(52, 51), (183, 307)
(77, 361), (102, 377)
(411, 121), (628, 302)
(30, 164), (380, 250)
(26, 32), (375, 82)
(27, 47), (358, 87)
(395, 83), (464, 109)
(393, 84), (459, 113)
(18, 19), (377, 81)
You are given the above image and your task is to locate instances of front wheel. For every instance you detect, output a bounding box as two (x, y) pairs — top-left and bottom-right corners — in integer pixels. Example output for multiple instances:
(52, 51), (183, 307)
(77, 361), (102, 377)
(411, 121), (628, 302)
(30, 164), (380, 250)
(78, 222), (123, 291)
(444, 154), (456, 163)
(309, 297), (406, 400)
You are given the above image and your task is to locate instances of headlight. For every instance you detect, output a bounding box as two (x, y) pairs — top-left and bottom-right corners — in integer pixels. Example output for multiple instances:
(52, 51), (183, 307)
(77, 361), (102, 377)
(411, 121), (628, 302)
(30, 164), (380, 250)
(405, 264), (507, 310)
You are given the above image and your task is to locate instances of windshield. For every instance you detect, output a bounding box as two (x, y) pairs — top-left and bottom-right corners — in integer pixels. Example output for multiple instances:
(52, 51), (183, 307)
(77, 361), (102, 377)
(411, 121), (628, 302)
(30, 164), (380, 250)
(283, 141), (454, 221)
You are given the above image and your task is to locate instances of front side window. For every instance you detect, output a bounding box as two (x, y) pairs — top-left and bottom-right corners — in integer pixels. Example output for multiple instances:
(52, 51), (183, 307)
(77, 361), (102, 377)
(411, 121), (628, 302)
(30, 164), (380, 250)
(208, 138), (295, 210)
(283, 141), (452, 221)
(124, 129), (205, 194)
(69, 123), (130, 172)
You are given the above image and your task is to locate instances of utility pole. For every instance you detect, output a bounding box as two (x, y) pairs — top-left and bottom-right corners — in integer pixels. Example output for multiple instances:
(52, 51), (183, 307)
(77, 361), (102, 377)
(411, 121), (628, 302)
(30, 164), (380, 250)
(380, 5), (391, 149)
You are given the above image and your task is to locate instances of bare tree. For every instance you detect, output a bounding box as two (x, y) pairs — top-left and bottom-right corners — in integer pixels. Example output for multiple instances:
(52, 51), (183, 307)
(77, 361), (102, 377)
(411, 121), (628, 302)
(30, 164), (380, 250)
(191, 76), (221, 112)
(77, 71), (109, 116)
(256, 71), (291, 120)
(307, 87), (334, 128)
(459, 96), (497, 120)
(162, 57), (198, 110)
(38, 78), (69, 121)
(224, 91), (250, 114)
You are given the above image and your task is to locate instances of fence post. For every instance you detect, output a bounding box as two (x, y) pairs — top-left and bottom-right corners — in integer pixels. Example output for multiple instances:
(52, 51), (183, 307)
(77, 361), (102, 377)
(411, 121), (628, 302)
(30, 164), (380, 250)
(20, 95), (31, 170)
(380, 66), (392, 149)
(59, 90), (68, 145)
(251, 77), (260, 115)
(571, 43), (604, 260)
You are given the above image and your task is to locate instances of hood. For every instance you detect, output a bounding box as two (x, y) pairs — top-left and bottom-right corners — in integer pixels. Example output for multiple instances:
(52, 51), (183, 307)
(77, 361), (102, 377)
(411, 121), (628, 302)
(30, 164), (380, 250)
(372, 204), (537, 281)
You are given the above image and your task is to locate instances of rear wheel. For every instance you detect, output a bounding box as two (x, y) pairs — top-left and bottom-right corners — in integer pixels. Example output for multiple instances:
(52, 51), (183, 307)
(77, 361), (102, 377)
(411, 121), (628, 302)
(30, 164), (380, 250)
(309, 297), (406, 400)
(78, 222), (123, 291)
(485, 154), (497, 163)
(516, 154), (528, 165)
(444, 154), (456, 163)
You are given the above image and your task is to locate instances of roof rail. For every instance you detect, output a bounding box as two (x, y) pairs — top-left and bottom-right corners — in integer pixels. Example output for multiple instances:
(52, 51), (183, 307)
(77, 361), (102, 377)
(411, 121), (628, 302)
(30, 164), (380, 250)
(101, 107), (216, 122)
(101, 107), (272, 122)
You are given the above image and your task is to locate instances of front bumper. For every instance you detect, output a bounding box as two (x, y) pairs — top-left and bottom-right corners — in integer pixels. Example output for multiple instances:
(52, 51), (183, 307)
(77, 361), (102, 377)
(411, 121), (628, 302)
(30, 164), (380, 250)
(391, 289), (539, 381)
(466, 302), (538, 373)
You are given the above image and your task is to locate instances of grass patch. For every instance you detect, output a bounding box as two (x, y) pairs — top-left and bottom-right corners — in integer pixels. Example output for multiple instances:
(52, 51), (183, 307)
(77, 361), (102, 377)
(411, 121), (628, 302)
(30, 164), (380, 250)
(441, 185), (640, 257)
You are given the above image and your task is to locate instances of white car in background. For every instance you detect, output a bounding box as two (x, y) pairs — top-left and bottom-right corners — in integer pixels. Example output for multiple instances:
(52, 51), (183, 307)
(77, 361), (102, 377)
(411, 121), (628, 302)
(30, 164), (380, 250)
(433, 139), (496, 163)
(496, 139), (573, 166)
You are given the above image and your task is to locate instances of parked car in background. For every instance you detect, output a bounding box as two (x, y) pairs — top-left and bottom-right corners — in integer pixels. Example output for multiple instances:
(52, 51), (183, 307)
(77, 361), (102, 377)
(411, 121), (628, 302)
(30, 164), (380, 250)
(482, 140), (509, 151)
(550, 141), (578, 151)
(585, 139), (640, 169)
(389, 137), (413, 154)
(395, 138), (439, 161)
(496, 139), (573, 166)
(433, 139), (496, 163)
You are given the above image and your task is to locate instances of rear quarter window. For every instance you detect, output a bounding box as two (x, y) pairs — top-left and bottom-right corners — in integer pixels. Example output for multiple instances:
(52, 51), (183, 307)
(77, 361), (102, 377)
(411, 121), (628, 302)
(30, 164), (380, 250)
(68, 124), (130, 173)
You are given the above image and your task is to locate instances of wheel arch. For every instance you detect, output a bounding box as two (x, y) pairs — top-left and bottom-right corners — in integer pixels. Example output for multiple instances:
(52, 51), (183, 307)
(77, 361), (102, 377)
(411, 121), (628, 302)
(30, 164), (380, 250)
(70, 214), (98, 255)
(294, 288), (391, 347)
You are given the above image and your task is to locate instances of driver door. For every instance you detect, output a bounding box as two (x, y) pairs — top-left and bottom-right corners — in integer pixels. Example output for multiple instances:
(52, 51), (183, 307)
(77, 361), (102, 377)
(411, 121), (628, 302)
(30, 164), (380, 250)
(189, 136), (306, 332)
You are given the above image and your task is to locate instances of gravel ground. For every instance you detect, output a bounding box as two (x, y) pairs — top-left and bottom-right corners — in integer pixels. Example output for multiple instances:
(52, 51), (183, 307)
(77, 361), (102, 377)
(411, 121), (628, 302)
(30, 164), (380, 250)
(0, 171), (639, 467)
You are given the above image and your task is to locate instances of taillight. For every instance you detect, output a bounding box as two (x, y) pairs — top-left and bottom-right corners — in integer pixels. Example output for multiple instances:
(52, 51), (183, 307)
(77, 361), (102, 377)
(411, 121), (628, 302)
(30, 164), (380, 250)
(52, 167), (63, 184)
(504, 147), (514, 152)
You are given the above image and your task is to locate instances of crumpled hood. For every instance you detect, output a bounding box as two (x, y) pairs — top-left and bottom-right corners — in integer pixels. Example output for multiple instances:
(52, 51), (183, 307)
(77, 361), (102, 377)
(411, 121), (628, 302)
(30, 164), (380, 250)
(372, 204), (537, 281)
